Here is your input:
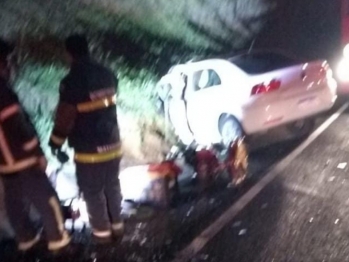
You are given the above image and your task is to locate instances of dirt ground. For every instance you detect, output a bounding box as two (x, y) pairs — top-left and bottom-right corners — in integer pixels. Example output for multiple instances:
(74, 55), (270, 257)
(118, 110), (173, 170)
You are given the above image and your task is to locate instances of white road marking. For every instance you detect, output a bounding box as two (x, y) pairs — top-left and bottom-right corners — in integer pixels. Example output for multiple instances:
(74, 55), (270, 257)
(171, 102), (349, 262)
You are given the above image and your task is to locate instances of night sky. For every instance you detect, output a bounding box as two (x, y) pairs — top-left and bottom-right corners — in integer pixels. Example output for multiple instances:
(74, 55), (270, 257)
(257, 0), (341, 63)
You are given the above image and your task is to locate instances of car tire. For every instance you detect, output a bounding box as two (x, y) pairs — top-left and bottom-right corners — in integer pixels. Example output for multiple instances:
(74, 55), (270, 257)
(219, 116), (244, 146)
(287, 118), (315, 138)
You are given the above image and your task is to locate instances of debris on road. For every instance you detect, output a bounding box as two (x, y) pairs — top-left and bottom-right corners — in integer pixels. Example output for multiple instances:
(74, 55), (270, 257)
(199, 254), (209, 260)
(337, 162), (347, 169)
(261, 203), (269, 209)
(335, 219), (340, 224)
(328, 176), (336, 182)
(140, 238), (147, 246)
(309, 217), (314, 223)
(238, 229), (247, 236)
(209, 198), (216, 205)
(232, 221), (242, 228)
(187, 206), (194, 217)
(227, 183), (234, 188)
(90, 252), (97, 262)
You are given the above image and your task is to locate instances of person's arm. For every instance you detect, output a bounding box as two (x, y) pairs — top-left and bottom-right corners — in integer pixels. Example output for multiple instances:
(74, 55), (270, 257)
(48, 82), (77, 153)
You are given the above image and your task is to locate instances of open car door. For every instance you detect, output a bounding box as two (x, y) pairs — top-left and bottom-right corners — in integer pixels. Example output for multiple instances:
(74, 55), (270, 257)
(157, 73), (194, 145)
(184, 69), (223, 145)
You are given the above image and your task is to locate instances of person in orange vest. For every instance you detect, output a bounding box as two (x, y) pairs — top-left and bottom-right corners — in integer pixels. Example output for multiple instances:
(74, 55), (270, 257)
(49, 34), (123, 243)
(0, 38), (70, 252)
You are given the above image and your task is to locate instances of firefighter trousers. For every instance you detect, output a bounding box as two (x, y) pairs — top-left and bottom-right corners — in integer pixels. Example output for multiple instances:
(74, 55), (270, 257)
(76, 158), (122, 234)
(1, 166), (65, 243)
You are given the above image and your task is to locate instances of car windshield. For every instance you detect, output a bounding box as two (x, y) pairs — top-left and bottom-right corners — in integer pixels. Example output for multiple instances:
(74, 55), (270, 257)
(228, 52), (300, 74)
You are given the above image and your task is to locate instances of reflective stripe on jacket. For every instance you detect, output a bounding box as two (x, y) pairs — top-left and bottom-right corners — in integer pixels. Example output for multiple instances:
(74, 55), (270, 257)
(0, 78), (44, 174)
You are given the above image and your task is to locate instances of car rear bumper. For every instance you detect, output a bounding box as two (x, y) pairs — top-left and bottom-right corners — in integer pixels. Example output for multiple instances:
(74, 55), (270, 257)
(241, 85), (337, 135)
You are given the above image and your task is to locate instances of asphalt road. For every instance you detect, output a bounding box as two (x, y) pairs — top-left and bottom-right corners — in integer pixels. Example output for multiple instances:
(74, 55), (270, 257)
(1, 96), (349, 262)
(190, 99), (349, 262)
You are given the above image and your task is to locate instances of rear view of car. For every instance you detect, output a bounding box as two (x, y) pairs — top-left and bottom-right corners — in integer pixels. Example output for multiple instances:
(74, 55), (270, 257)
(157, 50), (337, 150)
(229, 52), (337, 135)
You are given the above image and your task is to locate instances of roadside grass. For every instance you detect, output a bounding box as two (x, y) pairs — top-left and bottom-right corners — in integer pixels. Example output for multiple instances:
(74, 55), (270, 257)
(13, 58), (174, 165)
(0, 0), (269, 164)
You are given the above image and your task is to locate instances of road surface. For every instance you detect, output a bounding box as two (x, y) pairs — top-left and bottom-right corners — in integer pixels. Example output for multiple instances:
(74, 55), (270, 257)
(1, 97), (349, 262)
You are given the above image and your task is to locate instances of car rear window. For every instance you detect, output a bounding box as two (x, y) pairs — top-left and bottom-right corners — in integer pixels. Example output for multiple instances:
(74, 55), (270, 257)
(228, 52), (300, 74)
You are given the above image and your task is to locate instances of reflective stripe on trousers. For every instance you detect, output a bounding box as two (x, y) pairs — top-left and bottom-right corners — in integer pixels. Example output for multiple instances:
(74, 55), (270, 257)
(74, 147), (122, 164)
(77, 95), (116, 113)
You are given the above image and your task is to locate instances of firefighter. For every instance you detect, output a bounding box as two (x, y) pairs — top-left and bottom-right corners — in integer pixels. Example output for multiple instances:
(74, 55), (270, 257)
(49, 34), (124, 243)
(0, 39), (70, 252)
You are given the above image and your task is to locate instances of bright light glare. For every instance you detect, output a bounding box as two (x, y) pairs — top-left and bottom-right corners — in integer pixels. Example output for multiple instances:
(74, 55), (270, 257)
(119, 166), (152, 201)
(344, 44), (349, 58)
(337, 58), (349, 82)
(326, 68), (333, 79)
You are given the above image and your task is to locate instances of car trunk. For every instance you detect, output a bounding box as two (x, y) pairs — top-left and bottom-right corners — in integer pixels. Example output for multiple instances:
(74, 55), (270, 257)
(248, 60), (329, 100)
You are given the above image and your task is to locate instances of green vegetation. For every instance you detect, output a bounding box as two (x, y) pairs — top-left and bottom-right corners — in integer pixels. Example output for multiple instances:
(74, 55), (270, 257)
(76, 6), (217, 51)
(0, 0), (274, 163)
(12, 57), (167, 163)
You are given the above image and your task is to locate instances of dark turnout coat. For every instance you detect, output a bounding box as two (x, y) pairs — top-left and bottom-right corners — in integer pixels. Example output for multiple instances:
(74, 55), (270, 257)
(49, 57), (122, 164)
(0, 77), (44, 174)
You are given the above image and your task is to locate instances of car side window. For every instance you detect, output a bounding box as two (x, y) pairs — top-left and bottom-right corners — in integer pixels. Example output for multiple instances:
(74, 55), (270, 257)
(193, 69), (221, 91)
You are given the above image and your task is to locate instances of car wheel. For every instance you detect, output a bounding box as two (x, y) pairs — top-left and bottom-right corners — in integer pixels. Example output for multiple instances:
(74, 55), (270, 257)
(287, 118), (315, 138)
(219, 116), (244, 146)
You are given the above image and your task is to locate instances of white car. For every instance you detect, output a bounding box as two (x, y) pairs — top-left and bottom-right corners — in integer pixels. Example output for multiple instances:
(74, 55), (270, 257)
(157, 51), (337, 147)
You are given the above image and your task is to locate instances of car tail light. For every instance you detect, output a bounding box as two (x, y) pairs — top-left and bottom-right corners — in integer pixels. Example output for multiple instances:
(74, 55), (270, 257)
(251, 79), (281, 96)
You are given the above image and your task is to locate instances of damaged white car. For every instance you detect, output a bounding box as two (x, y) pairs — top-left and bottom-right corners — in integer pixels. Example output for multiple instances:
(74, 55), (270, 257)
(157, 50), (338, 147)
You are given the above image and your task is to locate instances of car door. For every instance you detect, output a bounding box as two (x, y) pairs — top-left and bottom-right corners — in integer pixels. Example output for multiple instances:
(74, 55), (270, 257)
(185, 68), (223, 145)
(159, 73), (195, 145)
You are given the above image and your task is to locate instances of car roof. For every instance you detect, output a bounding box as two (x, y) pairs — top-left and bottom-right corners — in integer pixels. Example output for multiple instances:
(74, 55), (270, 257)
(168, 49), (302, 73)
(169, 58), (232, 73)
